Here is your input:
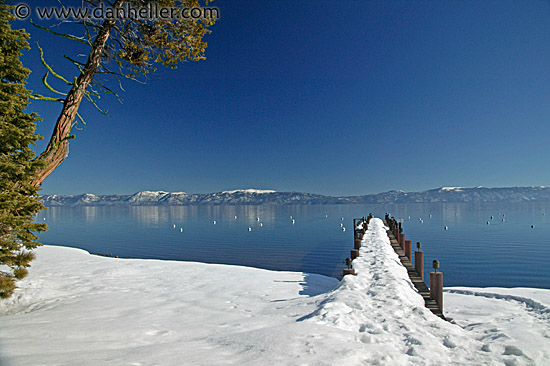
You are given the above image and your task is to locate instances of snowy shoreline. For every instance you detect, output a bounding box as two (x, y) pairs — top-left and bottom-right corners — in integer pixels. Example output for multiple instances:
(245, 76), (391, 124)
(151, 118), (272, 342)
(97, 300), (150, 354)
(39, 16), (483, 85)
(1, 218), (549, 365)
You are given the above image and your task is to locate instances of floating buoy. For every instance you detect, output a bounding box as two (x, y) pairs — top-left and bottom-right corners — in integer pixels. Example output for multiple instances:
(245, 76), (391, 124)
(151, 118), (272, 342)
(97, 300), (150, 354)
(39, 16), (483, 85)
(290, 215), (293, 219)
(257, 217), (260, 221)
(341, 217), (344, 221)
(213, 220), (216, 225)
(487, 221), (490, 225)
(326, 214), (328, 218)
(502, 218), (505, 222)
(248, 227), (252, 231)
(43, 217), (46, 221)
(234, 215), (237, 219)
(340, 223), (343, 227)
(429, 214), (432, 218)
(444, 226), (448, 230)
(342, 227), (346, 232)
(292, 219), (295, 224)
(260, 223), (263, 227)
(173, 224), (176, 228)
(531, 225), (535, 229)
(180, 227), (183, 232)
(490, 216), (494, 220)
(408, 216), (411, 219)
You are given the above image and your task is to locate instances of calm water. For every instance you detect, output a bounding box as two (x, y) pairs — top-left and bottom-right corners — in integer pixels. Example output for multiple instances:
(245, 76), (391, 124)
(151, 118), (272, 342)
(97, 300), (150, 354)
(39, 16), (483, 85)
(37, 203), (550, 288)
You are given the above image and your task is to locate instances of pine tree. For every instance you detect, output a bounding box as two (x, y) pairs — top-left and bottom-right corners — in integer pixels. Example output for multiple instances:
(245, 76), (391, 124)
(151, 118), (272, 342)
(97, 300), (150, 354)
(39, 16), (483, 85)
(0, 2), (47, 299)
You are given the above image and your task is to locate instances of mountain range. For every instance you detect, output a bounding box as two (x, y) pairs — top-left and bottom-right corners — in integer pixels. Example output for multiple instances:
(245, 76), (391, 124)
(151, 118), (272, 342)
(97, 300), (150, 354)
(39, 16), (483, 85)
(40, 186), (550, 206)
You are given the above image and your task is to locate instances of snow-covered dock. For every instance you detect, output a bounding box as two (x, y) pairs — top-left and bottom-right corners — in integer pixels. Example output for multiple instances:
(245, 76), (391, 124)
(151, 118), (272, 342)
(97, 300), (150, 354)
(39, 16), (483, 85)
(0, 218), (549, 365)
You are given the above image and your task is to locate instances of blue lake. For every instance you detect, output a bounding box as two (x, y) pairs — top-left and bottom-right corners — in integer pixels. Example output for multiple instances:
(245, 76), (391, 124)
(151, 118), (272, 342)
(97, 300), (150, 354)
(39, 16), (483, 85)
(37, 202), (550, 288)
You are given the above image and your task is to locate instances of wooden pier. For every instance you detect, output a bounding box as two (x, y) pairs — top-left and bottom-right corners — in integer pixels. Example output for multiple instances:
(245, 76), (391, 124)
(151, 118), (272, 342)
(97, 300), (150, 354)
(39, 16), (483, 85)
(346, 215), (446, 320)
(385, 226), (446, 320)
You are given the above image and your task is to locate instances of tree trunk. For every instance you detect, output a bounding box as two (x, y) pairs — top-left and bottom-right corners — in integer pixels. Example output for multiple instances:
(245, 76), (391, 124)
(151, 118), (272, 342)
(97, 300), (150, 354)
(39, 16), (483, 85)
(31, 1), (124, 187)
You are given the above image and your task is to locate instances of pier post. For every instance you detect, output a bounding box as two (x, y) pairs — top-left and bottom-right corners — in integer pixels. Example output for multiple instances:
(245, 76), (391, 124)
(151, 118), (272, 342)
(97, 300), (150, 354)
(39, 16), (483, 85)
(415, 242), (424, 281)
(405, 240), (412, 260)
(343, 268), (356, 276)
(343, 257), (356, 276)
(354, 238), (361, 250)
(351, 249), (359, 259)
(430, 260), (443, 312)
(354, 229), (363, 241)
(399, 232), (405, 250)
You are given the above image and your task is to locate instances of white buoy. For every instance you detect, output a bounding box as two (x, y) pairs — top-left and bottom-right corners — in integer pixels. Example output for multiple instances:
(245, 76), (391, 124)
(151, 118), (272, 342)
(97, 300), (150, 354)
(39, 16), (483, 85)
(260, 223), (263, 227)
(444, 226), (448, 230)
(429, 214), (432, 218)
(502, 218), (505, 222)
(234, 215), (237, 219)
(491, 216), (494, 220)
(531, 225), (535, 229)
(342, 227), (346, 232)
(292, 219), (295, 224)
(173, 224), (176, 228)
(180, 228), (183, 232)
(326, 214), (328, 218)
(43, 217), (46, 221)
(340, 223), (343, 227)
(487, 221), (490, 225)
(341, 217), (344, 221)
(248, 227), (252, 231)
(213, 220), (216, 225)
(290, 215), (293, 219)
(257, 217), (260, 221)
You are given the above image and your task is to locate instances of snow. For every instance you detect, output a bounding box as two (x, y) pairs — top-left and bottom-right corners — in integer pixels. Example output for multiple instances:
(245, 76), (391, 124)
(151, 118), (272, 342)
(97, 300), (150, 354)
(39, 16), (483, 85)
(1, 218), (548, 365)
(221, 189), (277, 194)
(440, 187), (465, 191)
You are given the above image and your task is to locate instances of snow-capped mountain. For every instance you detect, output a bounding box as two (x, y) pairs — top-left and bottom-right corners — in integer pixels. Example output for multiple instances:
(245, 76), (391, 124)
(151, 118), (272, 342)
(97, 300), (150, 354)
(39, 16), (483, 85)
(40, 186), (550, 206)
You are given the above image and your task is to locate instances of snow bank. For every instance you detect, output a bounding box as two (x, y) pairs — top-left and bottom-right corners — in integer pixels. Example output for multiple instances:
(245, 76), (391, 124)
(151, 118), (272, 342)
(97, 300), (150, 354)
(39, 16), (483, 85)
(0, 218), (548, 365)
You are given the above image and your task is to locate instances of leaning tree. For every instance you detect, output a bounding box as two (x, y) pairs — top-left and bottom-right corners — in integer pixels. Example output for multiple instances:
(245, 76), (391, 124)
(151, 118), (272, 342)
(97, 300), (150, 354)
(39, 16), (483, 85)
(0, 0), (216, 298)
(30, 0), (217, 186)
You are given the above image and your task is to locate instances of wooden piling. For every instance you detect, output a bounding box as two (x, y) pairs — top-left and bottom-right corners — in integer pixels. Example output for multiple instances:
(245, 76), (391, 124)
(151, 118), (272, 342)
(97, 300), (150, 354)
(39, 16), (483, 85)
(430, 272), (443, 312)
(404, 240), (412, 260)
(343, 268), (356, 276)
(351, 249), (359, 259)
(399, 233), (405, 250)
(415, 250), (424, 281)
(354, 238), (361, 250)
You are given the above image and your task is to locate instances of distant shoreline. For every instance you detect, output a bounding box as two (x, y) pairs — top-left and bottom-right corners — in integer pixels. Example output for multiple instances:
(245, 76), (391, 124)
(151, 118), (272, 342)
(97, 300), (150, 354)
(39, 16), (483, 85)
(41, 186), (550, 206)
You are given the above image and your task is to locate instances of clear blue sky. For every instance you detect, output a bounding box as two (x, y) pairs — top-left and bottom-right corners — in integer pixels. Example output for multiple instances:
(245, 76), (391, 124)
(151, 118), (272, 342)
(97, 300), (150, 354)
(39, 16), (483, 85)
(12, 0), (550, 196)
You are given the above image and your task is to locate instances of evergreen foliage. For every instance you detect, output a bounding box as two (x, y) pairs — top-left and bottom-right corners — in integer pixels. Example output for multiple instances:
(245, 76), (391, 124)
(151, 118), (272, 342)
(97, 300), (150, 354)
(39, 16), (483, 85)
(0, 2), (47, 299)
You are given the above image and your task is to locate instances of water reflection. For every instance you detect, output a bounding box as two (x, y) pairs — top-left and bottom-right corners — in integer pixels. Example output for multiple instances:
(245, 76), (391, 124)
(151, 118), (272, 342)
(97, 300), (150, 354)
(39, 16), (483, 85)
(36, 202), (550, 287)
(83, 206), (98, 223)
